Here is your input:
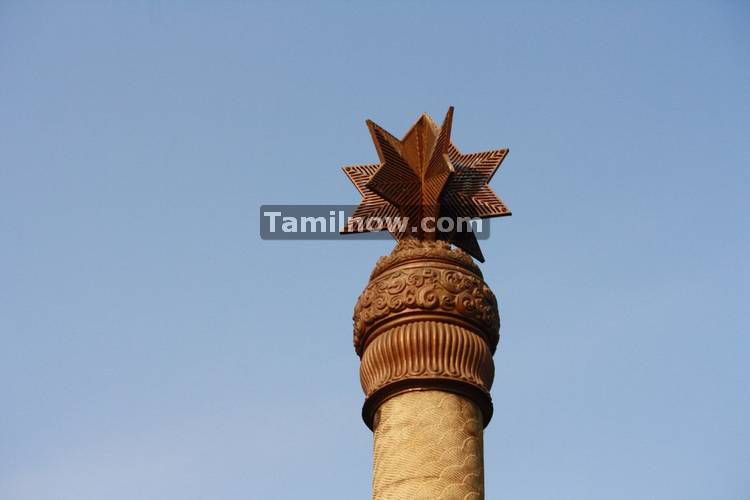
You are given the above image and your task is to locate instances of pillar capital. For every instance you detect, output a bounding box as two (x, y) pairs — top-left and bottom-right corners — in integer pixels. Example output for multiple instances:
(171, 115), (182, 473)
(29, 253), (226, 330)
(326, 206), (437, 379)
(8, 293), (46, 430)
(353, 239), (500, 429)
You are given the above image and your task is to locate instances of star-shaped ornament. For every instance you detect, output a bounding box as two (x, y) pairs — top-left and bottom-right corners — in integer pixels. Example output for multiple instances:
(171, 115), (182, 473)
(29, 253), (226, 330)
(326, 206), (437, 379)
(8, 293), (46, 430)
(342, 107), (510, 262)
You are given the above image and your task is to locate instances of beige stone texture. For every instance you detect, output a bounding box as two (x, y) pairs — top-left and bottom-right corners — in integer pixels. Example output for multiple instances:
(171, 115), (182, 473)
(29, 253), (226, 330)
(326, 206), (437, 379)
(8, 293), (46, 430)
(372, 390), (484, 500)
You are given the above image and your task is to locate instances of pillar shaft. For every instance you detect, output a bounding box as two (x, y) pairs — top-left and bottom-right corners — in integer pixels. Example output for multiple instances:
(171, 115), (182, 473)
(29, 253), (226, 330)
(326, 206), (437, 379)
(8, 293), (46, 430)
(372, 390), (484, 500)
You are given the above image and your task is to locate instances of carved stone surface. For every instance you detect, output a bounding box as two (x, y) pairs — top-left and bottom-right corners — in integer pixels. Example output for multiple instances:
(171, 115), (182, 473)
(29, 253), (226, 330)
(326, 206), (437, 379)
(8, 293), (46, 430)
(370, 239), (481, 279)
(353, 240), (500, 429)
(360, 321), (494, 395)
(354, 240), (499, 356)
(372, 391), (485, 499)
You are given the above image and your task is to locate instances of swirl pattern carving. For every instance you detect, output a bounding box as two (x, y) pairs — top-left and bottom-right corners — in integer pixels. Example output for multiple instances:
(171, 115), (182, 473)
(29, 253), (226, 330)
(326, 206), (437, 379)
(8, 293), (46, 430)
(354, 264), (499, 355)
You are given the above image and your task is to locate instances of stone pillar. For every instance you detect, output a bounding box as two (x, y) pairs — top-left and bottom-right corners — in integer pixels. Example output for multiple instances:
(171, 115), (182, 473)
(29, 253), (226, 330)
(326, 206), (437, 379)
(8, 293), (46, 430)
(353, 240), (500, 499)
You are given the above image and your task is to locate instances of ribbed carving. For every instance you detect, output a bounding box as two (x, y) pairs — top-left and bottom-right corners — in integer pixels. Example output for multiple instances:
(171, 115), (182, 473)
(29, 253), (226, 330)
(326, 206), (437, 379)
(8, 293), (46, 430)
(360, 321), (494, 398)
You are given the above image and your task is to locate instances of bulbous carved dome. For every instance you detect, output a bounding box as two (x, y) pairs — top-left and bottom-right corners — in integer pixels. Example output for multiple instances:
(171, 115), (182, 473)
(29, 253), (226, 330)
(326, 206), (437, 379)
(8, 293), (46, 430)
(353, 240), (500, 356)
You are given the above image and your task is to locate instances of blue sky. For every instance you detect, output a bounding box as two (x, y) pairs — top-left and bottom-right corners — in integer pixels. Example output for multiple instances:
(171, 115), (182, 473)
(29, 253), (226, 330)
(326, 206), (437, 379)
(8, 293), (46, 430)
(1, 2), (748, 499)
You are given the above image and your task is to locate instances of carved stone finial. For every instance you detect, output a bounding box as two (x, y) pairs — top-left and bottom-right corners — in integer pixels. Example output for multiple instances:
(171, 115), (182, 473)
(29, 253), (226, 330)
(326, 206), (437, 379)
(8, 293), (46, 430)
(341, 106), (511, 262)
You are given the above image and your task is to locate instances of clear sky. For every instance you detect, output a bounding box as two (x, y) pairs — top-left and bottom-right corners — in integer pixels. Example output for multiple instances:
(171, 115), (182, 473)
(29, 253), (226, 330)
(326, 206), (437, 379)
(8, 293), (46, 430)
(1, 2), (748, 499)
